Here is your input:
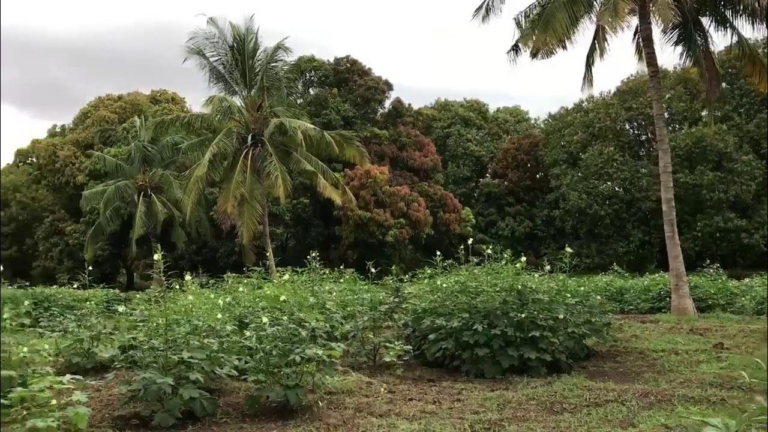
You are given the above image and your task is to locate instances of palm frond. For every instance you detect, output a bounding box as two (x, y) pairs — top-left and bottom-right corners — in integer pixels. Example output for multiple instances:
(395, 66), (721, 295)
(583, 24), (610, 92)
(661, 2), (722, 102)
(181, 126), (239, 223)
(632, 23), (645, 64)
(288, 149), (355, 205)
(202, 94), (248, 127)
(87, 151), (134, 179)
(149, 193), (170, 235)
(473, 0), (507, 24)
(512, 0), (598, 61)
(260, 137), (292, 202)
(83, 220), (106, 263)
(185, 16), (242, 98)
(168, 218), (189, 250)
(265, 118), (369, 164)
(703, 4), (767, 92)
(215, 148), (263, 230)
(152, 113), (226, 137)
(81, 179), (134, 211)
(254, 37), (293, 105)
(230, 14), (260, 95)
(129, 193), (149, 257)
(233, 174), (264, 261)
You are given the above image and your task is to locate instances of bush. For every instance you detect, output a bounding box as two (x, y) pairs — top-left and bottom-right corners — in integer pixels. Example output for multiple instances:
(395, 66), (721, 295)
(0, 287), (128, 331)
(1, 299), (91, 431)
(404, 264), (612, 377)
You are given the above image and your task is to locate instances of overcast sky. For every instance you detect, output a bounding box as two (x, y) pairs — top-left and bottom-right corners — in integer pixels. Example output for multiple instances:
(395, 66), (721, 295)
(1, 0), (690, 166)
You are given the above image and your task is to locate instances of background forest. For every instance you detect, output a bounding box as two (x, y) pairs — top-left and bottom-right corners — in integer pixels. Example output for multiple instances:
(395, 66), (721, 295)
(1, 40), (766, 289)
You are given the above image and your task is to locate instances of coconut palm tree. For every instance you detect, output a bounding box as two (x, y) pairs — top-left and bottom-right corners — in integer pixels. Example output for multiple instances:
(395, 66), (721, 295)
(82, 116), (195, 291)
(473, 0), (766, 316)
(156, 16), (368, 277)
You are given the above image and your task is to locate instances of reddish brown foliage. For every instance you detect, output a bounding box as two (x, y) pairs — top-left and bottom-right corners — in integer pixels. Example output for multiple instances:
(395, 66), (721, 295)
(489, 131), (549, 197)
(365, 127), (443, 184)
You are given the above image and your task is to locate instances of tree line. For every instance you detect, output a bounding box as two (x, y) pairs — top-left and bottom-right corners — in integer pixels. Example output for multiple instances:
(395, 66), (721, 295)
(0, 19), (765, 296)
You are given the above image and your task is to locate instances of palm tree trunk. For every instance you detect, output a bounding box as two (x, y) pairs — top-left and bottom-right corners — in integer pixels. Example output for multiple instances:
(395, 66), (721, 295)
(637, 0), (696, 317)
(120, 255), (136, 292)
(262, 200), (277, 278)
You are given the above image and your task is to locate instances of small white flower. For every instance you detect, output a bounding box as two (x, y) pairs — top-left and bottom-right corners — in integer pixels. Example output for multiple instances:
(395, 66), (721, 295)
(280, 295), (287, 302)
(210, 294), (215, 299)
(520, 314), (526, 318)
(467, 238), (474, 245)
(116, 305), (126, 313)
(185, 274), (192, 281)
(565, 245), (574, 254)
(282, 274), (290, 280)
(50, 399), (57, 405)
(544, 265), (551, 272)
(0, 265), (4, 272)
(73, 283), (79, 288)
(22, 347), (28, 352)
(596, 296), (601, 300)
(520, 256), (527, 263)
(23, 301), (29, 306)
(174, 283), (179, 289)
(88, 266), (93, 271)
(187, 295), (194, 301)
(43, 344), (49, 350)
(370, 268), (377, 274)
(217, 313), (222, 319)
(261, 316), (269, 324)
(238, 287), (244, 292)
(153, 253), (161, 261)
(436, 251), (441, 256)
(558, 314), (564, 319)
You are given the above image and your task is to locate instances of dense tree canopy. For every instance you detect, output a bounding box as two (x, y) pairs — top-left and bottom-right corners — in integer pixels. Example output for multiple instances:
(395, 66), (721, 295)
(1, 41), (765, 287)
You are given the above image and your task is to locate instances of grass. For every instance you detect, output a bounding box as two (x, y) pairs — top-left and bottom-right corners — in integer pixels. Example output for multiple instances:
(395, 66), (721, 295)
(86, 313), (767, 431)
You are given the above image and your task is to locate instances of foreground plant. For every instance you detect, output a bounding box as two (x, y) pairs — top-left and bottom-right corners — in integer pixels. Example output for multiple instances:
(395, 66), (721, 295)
(688, 358), (767, 431)
(1, 300), (91, 431)
(406, 263), (612, 377)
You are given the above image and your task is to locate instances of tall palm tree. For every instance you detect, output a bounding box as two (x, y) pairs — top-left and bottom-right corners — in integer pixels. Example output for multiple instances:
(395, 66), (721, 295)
(473, 0), (766, 317)
(82, 116), (195, 291)
(157, 16), (368, 277)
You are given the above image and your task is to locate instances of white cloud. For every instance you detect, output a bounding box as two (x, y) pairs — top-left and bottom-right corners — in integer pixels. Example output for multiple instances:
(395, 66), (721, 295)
(0, 0), (695, 167)
(1, 105), (53, 165)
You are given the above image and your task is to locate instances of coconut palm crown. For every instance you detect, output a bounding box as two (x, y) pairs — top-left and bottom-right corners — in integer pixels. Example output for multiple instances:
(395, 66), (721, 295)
(155, 16), (369, 275)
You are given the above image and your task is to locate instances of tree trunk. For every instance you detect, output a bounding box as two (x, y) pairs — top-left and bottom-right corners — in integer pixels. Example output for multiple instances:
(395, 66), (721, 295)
(120, 255), (136, 292)
(262, 200), (277, 278)
(637, 0), (696, 317)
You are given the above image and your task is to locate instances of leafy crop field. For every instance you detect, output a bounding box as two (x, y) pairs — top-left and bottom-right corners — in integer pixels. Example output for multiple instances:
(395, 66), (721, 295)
(2, 263), (766, 431)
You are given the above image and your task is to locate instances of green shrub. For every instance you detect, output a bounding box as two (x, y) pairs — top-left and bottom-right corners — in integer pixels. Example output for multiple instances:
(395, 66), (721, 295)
(1, 287), (128, 331)
(1, 300), (91, 431)
(405, 264), (612, 377)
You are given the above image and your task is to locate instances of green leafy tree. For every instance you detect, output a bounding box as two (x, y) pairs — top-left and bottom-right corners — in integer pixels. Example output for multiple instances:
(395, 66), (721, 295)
(475, 131), (552, 261)
(414, 99), (535, 207)
(160, 16), (368, 277)
(290, 55), (393, 131)
(81, 117), (192, 291)
(473, 0), (767, 316)
(2, 90), (189, 285)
